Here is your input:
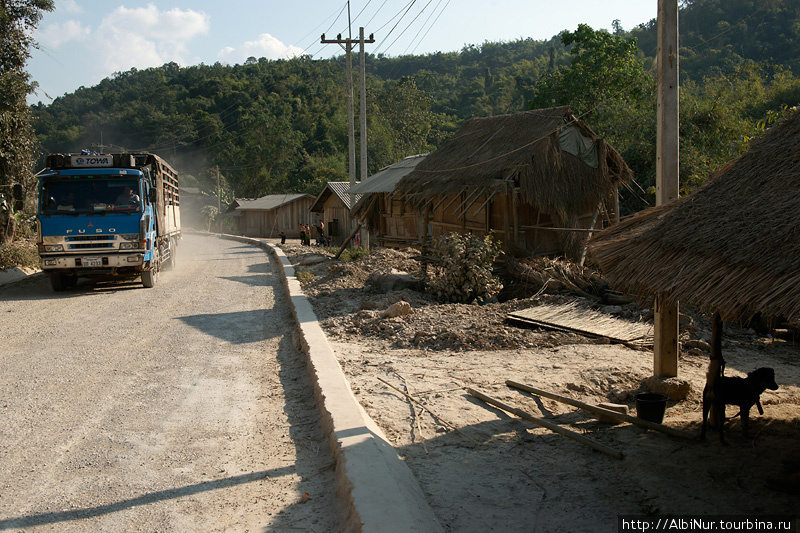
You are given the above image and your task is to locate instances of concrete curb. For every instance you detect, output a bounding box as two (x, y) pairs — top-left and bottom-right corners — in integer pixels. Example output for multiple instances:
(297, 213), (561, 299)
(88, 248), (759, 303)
(223, 235), (442, 533)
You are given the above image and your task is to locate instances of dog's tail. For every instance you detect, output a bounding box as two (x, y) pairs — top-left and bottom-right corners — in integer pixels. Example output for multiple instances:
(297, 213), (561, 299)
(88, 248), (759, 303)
(706, 311), (725, 389)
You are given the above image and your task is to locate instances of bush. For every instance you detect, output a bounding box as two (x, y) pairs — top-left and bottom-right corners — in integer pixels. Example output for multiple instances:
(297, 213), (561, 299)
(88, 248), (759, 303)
(0, 238), (39, 270)
(421, 232), (503, 303)
(295, 268), (315, 285)
(324, 245), (370, 263)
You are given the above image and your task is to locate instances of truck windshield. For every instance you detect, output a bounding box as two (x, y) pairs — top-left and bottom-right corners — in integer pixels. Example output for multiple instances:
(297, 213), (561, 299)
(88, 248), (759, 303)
(40, 177), (142, 214)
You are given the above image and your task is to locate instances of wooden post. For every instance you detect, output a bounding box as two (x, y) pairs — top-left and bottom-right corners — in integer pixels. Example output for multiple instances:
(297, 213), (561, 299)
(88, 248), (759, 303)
(503, 190), (512, 245)
(512, 190), (519, 245)
(579, 203), (602, 267)
(654, 0), (680, 378)
(422, 202), (431, 247)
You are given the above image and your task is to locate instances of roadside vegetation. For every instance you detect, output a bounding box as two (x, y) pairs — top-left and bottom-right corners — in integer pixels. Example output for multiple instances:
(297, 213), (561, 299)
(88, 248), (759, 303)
(0, 238), (38, 270)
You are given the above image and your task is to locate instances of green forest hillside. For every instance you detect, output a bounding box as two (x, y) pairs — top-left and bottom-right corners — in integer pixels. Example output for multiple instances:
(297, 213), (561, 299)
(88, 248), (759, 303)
(31, 0), (800, 214)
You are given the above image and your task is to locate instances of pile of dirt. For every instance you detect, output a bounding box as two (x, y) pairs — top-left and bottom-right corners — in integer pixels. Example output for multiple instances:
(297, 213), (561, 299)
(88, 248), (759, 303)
(290, 246), (595, 349)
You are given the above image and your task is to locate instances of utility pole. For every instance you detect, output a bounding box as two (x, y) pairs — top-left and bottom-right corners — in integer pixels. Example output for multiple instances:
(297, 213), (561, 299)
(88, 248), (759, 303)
(359, 27), (373, 184)
(321, 23), (374, 243)
(359, 26), (374, 249)
(654, 0), (680, 377)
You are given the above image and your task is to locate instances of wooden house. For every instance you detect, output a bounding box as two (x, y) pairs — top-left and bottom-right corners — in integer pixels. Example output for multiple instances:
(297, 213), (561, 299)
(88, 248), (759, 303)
(226, 193), (314, 238)
(349, 154), (427, 247)
(354, 107), (632, 259)
(309, 182), (361, 246)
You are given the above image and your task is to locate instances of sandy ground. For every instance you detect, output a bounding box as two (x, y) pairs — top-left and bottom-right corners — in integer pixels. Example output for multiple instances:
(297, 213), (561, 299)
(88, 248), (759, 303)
(283, 242), (800, 533)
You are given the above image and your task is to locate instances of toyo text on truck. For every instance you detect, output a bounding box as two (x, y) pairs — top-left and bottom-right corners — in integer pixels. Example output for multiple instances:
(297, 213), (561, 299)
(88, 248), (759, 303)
(36, 152), (181, 291)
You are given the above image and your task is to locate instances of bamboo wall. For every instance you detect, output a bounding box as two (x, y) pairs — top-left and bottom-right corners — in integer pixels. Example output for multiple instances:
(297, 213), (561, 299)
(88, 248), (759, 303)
(373, 188), (610, 259)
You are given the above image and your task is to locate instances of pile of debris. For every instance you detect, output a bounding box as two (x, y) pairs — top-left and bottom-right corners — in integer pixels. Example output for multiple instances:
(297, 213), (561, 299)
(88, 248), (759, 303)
(283, 244), (657, 352)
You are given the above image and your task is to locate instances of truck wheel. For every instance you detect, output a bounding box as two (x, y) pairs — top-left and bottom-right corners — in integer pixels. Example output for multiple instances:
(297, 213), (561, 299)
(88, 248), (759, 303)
(164, 239), (177, 270)
(48, 272), (66, 291)
(141, 267), (158, 288)
(141, 252), (159, 288)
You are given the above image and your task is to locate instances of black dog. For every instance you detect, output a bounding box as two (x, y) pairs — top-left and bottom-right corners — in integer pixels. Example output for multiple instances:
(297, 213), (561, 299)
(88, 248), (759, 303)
(701, 366), (779, 444)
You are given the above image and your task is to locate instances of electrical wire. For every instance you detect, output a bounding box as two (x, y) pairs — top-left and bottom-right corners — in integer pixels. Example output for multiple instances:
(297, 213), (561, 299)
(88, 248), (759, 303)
(406, 0), (449, 56)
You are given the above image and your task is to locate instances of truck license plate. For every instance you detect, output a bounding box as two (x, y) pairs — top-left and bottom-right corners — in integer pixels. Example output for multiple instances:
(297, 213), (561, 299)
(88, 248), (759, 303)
(82, 257), (103, 267)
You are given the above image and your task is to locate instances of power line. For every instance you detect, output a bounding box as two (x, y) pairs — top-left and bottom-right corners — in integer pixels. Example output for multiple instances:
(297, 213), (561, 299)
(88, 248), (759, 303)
(381, 0), (436, 55)
(408, 0), (450, 55)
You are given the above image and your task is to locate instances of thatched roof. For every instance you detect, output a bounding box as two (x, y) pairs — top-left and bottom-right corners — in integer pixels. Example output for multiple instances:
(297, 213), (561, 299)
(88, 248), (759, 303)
(395, 106), (632, 224)
(588, 110), (800, 322)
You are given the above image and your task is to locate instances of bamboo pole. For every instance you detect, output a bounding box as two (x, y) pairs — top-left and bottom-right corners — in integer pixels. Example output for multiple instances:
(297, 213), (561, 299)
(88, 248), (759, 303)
(335, 196), (376, 259)
(505, 381), (696, 440)
(579, 203), (602, 267)
(466, 387), (623, 459)
(470, 191), (496, 218)
(452, 188), (482, 216)
(518, 225), (609, 233)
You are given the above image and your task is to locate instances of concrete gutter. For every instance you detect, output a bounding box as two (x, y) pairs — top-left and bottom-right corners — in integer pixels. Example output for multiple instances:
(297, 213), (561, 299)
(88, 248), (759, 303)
(223, 235), (443, 533)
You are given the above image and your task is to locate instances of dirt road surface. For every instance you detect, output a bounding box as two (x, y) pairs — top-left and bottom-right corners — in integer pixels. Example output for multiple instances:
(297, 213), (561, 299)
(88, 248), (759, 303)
(0, 234), (342, 532)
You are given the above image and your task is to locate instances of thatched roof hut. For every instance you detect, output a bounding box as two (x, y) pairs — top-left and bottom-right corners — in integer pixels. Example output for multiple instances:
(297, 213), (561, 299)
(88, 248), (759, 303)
(588, 110), (800, 322)
(395, 106), (632, 228)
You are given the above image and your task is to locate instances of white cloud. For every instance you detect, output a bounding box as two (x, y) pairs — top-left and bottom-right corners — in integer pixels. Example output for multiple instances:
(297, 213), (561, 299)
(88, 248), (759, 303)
(95, 4), (210, 73)
(59, 0), (83, 14)
(217, 33), (305, 64)
(37, 19), (90, 48)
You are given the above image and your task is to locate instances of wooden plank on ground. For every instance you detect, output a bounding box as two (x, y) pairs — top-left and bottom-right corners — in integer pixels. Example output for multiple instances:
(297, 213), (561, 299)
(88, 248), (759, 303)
(507, 301), (653, 345)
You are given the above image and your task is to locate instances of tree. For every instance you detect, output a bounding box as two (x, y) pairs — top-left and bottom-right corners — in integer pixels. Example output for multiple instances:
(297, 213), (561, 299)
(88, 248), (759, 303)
(373, 77), (448, 161)
(201, 205), (218, 232)
(528, 24), (651, 126)
(0, 0), (54, 243)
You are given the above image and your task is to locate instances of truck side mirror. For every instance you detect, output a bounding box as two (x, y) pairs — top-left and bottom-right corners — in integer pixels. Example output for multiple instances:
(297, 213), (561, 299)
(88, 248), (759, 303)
(149, 189), (157, 203)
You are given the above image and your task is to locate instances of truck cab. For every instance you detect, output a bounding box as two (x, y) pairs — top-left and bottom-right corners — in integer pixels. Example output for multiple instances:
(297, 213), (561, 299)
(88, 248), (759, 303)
(36, 152), (181, 290)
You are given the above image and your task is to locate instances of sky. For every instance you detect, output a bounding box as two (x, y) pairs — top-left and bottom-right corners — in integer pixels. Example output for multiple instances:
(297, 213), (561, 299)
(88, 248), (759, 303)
(28, 0), (658, 104)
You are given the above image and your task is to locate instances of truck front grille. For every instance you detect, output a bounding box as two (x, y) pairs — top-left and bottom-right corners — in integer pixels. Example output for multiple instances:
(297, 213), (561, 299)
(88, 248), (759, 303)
(70, 242), (114, 249)
(67, 235), (115, 242)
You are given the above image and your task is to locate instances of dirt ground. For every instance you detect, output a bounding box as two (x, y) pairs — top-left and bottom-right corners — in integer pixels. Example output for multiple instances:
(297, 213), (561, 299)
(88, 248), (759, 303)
(282, 243), (800, 533)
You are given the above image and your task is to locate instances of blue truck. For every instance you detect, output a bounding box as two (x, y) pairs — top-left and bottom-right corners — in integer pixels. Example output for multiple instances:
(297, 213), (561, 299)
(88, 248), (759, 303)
(36, 152), (181, 290)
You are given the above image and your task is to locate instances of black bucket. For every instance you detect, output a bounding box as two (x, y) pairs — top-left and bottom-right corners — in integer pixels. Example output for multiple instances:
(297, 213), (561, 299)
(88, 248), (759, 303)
(635, 392), (668, 424)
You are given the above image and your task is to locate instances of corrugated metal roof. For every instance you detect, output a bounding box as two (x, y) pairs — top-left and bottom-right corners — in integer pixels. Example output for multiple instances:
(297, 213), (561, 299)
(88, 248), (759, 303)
(231, 193), (313, 211)
(310, 181), (362, 212)
(348, 154), (427, 194)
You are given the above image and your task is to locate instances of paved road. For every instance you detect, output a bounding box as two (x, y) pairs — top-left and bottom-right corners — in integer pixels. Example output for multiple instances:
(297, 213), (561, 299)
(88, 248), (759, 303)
(0, 234), (342, 531)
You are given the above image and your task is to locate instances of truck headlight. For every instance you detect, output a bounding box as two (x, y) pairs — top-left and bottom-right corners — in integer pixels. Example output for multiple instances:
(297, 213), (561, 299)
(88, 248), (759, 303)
(41, 244), (63, 252)
(119, 242), (140, 250)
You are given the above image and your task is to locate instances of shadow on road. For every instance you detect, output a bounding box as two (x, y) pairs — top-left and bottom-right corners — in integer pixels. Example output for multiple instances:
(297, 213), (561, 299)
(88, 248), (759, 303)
(0, 467), (293, 530)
